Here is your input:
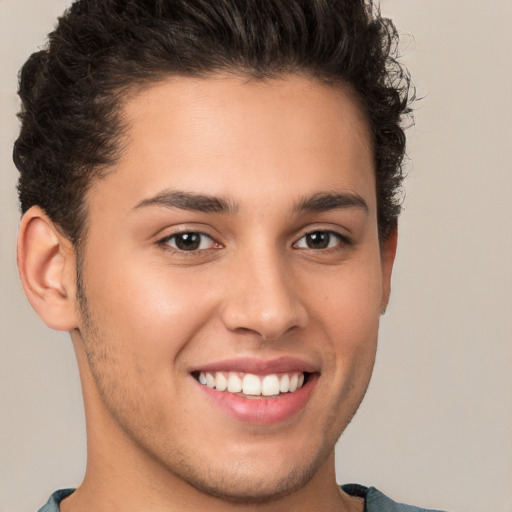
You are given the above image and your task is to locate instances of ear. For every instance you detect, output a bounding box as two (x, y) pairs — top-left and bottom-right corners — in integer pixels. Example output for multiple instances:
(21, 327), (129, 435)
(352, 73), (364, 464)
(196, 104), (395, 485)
(17, 206), (79, 331)
(380, 225), (398, 314)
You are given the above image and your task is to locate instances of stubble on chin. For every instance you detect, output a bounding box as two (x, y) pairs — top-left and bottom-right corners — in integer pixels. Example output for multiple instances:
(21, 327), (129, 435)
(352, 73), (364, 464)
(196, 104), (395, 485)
(166, 442), (334, 505)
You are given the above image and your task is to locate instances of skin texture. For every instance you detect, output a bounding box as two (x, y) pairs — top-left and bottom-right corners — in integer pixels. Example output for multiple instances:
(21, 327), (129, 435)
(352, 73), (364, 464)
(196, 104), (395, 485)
(18, 75), (396, 512)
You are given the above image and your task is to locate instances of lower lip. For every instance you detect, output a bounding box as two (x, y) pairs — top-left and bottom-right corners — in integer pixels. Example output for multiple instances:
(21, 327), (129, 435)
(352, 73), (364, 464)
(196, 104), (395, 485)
(195, 374), (318, 425)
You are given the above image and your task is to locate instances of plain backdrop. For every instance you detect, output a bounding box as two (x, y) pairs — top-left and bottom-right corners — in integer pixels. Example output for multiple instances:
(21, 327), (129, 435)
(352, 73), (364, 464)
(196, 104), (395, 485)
(1, 1), (511, 511)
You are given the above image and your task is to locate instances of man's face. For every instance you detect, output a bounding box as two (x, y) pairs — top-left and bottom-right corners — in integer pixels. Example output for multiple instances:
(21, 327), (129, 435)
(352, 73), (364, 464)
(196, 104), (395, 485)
(73, 75), (394, 501)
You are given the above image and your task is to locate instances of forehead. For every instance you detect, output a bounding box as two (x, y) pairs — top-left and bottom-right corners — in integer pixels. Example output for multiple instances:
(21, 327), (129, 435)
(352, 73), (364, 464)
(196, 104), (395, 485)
(89, 74), (375, 215)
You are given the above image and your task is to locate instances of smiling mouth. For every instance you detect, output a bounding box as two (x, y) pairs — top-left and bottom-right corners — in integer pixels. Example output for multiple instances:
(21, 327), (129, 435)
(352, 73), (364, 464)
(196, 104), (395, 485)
(193, 371), (309, 398)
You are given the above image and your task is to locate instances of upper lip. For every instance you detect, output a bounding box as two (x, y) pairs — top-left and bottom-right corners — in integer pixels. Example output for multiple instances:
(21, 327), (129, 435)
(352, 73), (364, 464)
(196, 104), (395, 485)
(189, 356), (319, 375)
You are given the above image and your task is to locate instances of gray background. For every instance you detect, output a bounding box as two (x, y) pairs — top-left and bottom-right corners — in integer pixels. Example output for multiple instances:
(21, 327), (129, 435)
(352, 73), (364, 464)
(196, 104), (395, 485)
(1, 1), (511, 511)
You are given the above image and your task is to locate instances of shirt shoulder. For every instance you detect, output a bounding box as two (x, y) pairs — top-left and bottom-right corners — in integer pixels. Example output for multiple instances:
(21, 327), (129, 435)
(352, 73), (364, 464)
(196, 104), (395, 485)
(40, 486), (449, 511)
(342, 484), (450, 512)
(37, 489), (75, 512)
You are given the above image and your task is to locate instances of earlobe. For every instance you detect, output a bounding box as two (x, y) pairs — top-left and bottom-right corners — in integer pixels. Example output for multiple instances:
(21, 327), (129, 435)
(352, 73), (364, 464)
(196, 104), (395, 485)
(17, 206), (79, 331)
(380, 225), (398, 314)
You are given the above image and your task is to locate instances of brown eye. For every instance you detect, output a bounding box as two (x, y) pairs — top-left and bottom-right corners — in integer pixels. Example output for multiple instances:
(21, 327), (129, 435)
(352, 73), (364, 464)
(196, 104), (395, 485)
(165, 232), (215, 251)
(295, 231), (343, 250)
(306, 232), (330, 249)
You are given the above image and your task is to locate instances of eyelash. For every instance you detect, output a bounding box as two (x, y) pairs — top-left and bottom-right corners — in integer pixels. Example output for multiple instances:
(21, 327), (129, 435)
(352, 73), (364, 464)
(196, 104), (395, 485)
(157, 231), (219, 255)
(293, 230), (351, 252)
(156, 229), (352, 256)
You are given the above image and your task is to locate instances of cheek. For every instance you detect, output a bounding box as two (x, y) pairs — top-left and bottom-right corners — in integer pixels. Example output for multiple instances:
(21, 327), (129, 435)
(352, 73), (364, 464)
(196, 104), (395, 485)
(82, 251), (219, 365)
(312, 256), (383, 339)
(308, 257), (383, 383)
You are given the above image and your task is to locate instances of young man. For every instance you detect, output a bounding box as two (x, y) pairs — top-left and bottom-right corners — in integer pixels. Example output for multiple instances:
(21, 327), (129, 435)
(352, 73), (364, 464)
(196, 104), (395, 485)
(14, 1), (446, 511)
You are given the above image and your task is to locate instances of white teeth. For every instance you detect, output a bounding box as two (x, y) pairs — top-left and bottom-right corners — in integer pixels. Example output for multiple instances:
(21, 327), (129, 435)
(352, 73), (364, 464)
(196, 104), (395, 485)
(205, 373), (216, 388)
(262, 375), (280, 396)
(215, 372), (227, 391)
(289, 374), (299, 392)
(197, 371), (306, 396)
(279, 374), (290, 393)
(227, 372), (242, 393)
(242, 374), (261, 395)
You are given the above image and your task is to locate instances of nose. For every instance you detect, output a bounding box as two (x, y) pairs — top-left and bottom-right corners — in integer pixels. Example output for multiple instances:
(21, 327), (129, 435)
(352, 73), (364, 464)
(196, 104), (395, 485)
(221, 249), (308, 341)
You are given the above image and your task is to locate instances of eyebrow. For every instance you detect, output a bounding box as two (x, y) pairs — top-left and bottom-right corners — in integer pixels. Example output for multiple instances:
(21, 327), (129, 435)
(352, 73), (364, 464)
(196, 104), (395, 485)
(133, 189), (368, 216)
(133, 190), (238, 214)
(294, 192), (368, 214)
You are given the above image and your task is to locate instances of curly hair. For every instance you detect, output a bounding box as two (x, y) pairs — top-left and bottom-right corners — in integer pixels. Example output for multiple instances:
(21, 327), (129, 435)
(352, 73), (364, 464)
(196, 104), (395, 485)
(14, 0), (412, 246)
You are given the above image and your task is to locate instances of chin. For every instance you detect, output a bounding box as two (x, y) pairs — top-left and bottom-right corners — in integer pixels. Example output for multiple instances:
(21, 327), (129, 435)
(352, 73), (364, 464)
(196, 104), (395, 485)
(163, 441), (330, 505)
(181, 463), (314, 504)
